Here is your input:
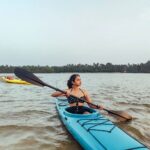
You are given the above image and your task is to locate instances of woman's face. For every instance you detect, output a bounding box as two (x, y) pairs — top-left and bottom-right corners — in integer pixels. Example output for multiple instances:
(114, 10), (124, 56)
(73, 76), (81, 86)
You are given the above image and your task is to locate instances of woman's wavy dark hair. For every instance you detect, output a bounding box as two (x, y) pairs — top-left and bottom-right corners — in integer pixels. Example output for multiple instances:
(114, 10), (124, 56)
(67, 74), (80, 89)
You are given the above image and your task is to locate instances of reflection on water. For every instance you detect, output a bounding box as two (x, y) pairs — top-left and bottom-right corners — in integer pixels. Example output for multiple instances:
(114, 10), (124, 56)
(0, 73), (150, 149)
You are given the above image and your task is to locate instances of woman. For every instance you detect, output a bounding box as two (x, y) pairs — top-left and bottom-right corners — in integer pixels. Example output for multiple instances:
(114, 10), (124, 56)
(51, 74), (103, 114)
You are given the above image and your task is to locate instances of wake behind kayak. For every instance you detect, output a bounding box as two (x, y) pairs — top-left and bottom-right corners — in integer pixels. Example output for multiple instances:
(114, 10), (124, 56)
(56, 98), (148, 150)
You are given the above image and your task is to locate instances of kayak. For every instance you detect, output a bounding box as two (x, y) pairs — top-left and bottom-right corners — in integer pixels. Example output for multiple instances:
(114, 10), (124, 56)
(56, 98), (148, 150)
(2, 77), (31, 85)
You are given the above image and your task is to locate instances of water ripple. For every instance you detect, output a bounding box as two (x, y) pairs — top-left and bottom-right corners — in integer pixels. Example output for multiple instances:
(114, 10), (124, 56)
(0, 73), (150, 149)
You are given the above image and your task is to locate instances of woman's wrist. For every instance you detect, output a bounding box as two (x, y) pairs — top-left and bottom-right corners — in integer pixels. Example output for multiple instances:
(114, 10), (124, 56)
(98, 105), (104, 110)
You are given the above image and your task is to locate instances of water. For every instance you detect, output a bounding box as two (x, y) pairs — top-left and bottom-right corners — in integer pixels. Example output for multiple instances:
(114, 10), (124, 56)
(0, 73), (150, 149)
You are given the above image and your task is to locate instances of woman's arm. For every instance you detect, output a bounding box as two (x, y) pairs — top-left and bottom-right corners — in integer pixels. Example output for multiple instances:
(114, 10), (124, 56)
(51, 91), (65, 97)
(51, 89), (70, 97)
(84, 90), (103, 110)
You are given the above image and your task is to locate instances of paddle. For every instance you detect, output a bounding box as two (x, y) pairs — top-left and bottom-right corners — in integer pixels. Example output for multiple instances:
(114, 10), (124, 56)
(14, 67), (132, 121)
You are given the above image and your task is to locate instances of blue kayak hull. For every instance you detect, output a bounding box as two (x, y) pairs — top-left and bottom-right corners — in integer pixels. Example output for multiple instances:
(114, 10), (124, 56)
(56, 99), (148, 150)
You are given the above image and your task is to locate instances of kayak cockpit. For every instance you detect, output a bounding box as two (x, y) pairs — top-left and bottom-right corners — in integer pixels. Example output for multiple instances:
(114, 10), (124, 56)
(64, 107), (100, 118)
(56, 98), (100, 118)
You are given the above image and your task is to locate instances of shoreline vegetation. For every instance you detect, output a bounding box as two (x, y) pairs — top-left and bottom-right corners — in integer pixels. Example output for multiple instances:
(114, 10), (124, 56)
(0, 61), (150, 73)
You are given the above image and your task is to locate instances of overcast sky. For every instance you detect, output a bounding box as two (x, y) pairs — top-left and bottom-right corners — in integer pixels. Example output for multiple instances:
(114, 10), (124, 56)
(0, 0), (150, 66)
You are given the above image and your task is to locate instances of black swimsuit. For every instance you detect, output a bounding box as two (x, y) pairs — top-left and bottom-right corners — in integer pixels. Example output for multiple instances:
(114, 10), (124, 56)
(67, 88), (85, 104)
(67, 88), (92, 114)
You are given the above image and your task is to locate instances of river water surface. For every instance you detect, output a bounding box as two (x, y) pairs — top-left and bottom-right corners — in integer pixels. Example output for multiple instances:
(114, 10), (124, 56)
(0, 73), (150, 150)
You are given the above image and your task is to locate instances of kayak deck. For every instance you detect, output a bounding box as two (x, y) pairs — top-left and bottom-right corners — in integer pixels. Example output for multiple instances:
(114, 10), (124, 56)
(56, 98), (148, 150)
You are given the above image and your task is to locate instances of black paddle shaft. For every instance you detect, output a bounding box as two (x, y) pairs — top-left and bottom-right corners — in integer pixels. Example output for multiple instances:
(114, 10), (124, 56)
(14, 67), (131, 120)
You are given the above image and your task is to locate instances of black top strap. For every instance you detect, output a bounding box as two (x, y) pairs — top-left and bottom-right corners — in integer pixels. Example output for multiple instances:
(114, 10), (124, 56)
(79, 88), (86, 97)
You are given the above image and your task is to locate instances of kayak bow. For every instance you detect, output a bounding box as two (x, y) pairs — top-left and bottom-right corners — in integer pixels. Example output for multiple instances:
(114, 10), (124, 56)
(56, 98), (148, 150)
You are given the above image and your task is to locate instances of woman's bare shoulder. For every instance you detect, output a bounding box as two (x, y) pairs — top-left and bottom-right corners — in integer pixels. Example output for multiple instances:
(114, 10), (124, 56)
(81, 88), (88, 96)
(65, 88), (71, 92)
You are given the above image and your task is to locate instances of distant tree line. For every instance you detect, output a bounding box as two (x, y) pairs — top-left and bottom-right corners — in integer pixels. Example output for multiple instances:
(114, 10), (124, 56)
(0, 61), (150, 73)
